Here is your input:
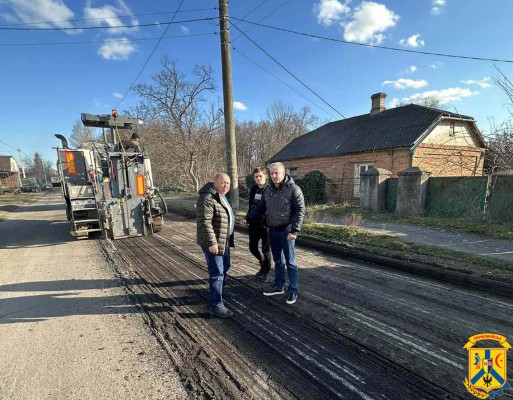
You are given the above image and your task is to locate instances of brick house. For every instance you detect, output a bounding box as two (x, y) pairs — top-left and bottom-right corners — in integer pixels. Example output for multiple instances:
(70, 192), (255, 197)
(0, 155), (21, 193)
(268, 93), (486, 203)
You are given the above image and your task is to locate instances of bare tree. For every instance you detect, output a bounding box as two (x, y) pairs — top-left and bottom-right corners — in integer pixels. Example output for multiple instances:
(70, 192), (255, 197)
(484, 119), (513, 174)
(132, 58), (223, 192)
(234, 102), (319, 178)
(69, 120), (95, 149)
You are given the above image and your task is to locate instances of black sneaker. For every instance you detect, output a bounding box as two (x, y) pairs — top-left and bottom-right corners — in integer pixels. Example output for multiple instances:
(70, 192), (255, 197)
(263, 286), (284, 296)
(209, 305), (234, 318)
(286, 293), (298, 305)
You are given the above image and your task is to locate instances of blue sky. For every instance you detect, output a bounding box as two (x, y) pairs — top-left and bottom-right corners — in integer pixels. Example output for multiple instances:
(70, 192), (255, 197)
(1, 0), (513, 166)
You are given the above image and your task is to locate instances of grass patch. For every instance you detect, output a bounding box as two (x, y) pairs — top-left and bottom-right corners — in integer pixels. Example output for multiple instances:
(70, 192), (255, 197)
(308, 203), (513, 240)
(301, 221), (513, 282)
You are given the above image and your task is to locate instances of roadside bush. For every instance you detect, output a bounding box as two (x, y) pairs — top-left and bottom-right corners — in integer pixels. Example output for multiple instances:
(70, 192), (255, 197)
(295, 170), (328, 205)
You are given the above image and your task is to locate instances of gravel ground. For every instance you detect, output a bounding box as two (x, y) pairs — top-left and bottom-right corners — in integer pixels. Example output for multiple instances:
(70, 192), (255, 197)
(0, 193), (187, 400)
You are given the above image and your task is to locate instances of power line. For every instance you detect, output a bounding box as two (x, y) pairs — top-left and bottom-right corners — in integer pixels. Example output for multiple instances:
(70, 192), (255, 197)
(0, 17), (217, 31)
(0, 32), (216, 47)
(231, 17), (513, 64)
(232, 47), (337, 119)
(229, 0), (335, 118)
(230, 24), (346, 119)
(0, 8), (217, 27)
(232, 0), (290, 43)
(115, 0), (186, 109)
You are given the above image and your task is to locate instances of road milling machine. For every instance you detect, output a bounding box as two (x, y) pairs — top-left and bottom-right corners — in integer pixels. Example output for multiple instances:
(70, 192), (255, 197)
(55, 111), (166, 239)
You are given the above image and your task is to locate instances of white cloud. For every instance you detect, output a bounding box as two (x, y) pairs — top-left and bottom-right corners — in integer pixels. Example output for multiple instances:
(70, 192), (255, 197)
(181, 26), (190, 35)
(84, 0), (138, 35)
(1, 0), (75, 31)
(313, 0), (351, 26)
(402, 87), (478, 105)
(343, 1), (399, 45)
(461, 77), (491, 89)
(431, 0), (446, 15)
(399, 34), (425, 47)
(382, 78), (428, 90)
(388, 97), (400, 108)
(409, 65), (417, 73)
(98, 39), (135, 60)
(428, 62), (442, 69)
(233, 101), (248, 111)
(113, 92), (123, 99)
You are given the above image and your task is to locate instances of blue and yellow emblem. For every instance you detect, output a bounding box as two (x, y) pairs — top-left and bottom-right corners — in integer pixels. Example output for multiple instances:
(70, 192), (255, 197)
(463, 333), (511, 399)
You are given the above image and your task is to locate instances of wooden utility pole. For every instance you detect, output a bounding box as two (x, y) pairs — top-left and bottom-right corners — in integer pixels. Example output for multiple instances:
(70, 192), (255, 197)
(219, 0), (239, 209)
(18, 149), (26, 178)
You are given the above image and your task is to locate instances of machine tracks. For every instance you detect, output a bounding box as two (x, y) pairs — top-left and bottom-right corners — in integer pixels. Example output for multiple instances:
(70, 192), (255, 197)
(102, 215), (474, 399)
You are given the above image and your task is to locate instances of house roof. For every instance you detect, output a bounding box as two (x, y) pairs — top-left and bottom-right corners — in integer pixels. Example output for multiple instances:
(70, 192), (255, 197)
(0, 156), (15, 172)
(269, 104), (480, 162)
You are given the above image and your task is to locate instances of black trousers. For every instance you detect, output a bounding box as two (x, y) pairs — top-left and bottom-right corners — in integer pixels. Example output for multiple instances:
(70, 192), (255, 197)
(248, 224), (271, 271)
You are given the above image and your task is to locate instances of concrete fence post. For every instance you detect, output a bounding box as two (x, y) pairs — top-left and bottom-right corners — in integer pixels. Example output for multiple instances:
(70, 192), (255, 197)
(396, 167), (430, 216)
(360, 168), (392, 212)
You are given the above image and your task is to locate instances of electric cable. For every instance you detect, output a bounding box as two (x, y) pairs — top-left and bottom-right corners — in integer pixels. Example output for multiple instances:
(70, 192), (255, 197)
(115, 0), (186, 109)
(231, 17), (513, 64)
(0, 8), (217, 27)
(0, 16), (217, 31)
(232, 47), (337, 119)
(230, 23), (346, 118)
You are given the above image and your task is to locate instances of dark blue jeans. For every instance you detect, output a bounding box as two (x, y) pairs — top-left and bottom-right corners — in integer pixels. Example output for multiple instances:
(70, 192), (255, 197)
(203, 247), (230, 309)
(269, 229), (298, 294)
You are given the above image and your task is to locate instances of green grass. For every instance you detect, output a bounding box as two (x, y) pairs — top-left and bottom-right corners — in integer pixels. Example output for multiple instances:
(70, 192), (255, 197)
(307, 203), (513, 240)
(301, 221), (513, 282)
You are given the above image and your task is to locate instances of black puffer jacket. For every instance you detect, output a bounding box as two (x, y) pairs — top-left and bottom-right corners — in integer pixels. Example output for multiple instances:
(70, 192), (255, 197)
(248, 184), (270, 227)
(249, 175), (305, 234)
(196, 182), (235, 255)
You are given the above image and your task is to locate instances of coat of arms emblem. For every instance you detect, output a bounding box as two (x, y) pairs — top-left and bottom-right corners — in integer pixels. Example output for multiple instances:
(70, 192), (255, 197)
(464, 333), (511, 399)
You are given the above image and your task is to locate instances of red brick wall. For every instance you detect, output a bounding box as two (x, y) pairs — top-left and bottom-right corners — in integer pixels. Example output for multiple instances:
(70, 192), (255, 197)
(280, 144), (484, 202)
(413, 144), (485, 176)
(280, 149), (411, 202)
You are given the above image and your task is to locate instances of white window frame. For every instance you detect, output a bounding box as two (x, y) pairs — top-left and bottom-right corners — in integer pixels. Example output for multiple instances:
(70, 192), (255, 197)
(353, 163), (373, 197)
(286, 167), (298, 179)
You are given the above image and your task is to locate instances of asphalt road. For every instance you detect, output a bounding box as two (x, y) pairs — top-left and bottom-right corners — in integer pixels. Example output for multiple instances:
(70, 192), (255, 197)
(2, 193), (512, 399)
(0, 193), (186, 400)
(107, 213), (513, 399)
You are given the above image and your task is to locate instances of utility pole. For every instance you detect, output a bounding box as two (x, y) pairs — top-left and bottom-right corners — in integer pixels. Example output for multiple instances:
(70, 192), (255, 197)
(17, 149), (26, 178)
(219, 0), (239, 209)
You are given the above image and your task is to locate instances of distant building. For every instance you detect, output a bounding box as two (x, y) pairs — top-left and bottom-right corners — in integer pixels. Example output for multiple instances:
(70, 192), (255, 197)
(269, 93), (486, 202)
(0, 155), (21, 193)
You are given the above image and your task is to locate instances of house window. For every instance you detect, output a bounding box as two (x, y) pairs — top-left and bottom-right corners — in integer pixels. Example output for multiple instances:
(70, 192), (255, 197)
(286, 168), (298, 179)
(449, 121), (455, 137)
(353, 163), (373, 197)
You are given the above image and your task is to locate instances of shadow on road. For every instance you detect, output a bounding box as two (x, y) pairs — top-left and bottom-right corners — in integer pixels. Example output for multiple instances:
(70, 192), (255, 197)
(0, 291), (176, 324)
(0, 218), (73, 248)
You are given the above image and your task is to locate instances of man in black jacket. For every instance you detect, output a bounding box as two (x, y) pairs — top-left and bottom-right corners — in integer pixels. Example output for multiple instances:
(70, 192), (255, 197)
(247, 162), (305, 304)
(247, 167), (271, 281)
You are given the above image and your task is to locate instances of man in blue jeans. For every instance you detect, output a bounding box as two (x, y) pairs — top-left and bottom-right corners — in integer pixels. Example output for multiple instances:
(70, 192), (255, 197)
(196, 173), (235, 317)
(247, 162), (305, 304)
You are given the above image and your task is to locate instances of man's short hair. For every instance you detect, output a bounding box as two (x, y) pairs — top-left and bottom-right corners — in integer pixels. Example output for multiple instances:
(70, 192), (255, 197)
(252, 166), (266, 175)
(213, 173), (230, 182)
(269, 162), (285, 171)
(131, 132), (140, 140)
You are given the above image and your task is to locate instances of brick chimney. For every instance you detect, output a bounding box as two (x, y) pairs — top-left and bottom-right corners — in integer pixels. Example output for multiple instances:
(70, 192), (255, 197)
(370, 92), (387, 115)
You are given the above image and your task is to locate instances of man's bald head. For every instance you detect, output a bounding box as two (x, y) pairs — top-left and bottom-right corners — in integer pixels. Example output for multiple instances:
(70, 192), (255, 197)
(213, 173), (230, 196)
